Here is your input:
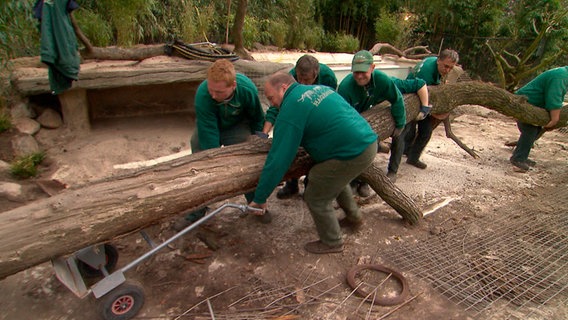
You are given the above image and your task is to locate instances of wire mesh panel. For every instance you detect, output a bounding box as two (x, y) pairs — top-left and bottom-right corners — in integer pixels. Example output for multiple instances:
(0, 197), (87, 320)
(382, 184), (568, 319)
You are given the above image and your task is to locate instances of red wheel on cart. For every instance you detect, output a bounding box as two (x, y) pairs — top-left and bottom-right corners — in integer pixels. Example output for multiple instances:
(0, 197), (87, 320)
(97, 280), (145, 320)
(78, 243), (119, 278)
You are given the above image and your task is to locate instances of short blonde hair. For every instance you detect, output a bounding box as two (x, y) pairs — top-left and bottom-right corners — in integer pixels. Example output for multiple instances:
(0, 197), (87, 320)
(207, 59), (236, 85)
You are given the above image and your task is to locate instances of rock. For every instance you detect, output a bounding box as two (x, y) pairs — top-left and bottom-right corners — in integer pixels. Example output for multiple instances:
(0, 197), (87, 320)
(0, 160), (10, 178)
(11, 134), (40, 157)
(0, 181), (24, 201)
(10, 100), (36, 119)
(13, 117), (41, 135)
(37, 108), (63, 129)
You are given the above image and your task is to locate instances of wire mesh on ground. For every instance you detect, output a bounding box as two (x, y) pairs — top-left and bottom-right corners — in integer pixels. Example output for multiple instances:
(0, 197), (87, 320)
(382, 183), (568, 319)
(172, 266), (346, 319)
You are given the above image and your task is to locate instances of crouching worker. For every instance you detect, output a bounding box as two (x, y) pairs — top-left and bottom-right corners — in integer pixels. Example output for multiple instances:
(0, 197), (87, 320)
(248, 72), (378, 254)
(174, 59), (268, 231)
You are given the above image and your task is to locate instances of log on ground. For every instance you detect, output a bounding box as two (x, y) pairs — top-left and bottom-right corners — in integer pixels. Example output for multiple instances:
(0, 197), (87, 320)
(1, 81), (568, 279)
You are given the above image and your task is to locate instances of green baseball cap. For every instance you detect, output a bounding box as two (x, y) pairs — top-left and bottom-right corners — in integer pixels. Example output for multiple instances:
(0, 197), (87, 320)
(351, 50), (373, 72)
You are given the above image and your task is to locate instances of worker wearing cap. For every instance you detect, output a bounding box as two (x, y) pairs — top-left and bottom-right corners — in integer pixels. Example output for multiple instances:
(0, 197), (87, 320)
(337, 50), (406, 196)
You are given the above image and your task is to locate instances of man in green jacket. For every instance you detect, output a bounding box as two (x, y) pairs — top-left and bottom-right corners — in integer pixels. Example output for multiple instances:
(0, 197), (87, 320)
(249, 72), (378, 254)
(175, 59), (267, 230)
(263, 54), (338, 199)
(510, 66), (568, 172)
(404, 49), (459, 169)
(337, 50), (406, 194)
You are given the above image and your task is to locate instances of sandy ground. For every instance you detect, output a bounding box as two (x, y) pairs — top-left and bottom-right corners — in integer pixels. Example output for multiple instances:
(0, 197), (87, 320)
(1, 105), (567, 320)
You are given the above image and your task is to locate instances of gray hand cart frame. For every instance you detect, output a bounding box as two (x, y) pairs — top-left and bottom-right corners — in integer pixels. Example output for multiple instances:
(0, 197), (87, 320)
(51, 203), (262, 320)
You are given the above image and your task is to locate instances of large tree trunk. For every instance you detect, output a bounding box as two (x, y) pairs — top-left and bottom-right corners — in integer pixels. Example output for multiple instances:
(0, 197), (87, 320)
(1, 82), (567, 279)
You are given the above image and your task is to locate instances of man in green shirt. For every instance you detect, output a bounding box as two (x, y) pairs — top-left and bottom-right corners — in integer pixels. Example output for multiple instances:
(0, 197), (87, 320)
(263, 55), (338, 199)
(510, 66), (568, 171)
(249, 72), (378, 254)
(404, 49), (459, 169)
(175, 59), (267, 230)
(337, 50), (407, 193)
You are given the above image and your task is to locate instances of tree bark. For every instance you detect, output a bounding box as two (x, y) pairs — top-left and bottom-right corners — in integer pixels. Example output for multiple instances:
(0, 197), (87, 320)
(232, 0), (254, 61)
(1, 81), (567, 279)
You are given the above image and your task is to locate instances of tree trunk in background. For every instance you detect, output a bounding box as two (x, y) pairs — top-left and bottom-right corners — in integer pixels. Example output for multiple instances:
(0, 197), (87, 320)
(232, 0), (254, 60)
(1, 81), (567, 279)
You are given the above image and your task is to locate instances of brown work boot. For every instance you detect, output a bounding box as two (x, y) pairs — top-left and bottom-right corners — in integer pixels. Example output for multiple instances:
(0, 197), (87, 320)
(338, 217), (363, 232)
(357, 182), (372, 197)
(276, 180), (299, 199)
(510, 158), (529, 172)
(406, 159), (427, 169)
(386, 171), (397, 183)
(304, 240), (344, 254)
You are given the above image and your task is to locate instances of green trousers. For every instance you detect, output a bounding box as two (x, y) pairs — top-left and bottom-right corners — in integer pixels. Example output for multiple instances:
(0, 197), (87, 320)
(303, 140), (377, 246)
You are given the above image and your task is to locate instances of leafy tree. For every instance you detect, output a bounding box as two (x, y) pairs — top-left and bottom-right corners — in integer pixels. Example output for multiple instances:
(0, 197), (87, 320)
(487, 0), (568, 90)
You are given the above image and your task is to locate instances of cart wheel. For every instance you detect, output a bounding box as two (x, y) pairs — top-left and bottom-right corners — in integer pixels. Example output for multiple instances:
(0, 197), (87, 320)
(97, 280), (145, 320)
(78, 244), (119, 278)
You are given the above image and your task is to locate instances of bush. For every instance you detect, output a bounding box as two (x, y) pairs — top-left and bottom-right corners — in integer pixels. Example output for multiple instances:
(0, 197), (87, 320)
(242, 16), (260, 49)
(10, 152), (46, 179)
(263, 19), (287, 48)
(0, 0), (40, 66)
(303, 25), (325, 51)
(334, 33), (360, 53)
(0, 110), (11, 133)
(74, 9), (113, 47)
(374, 10), (402, 46)
(375, 10), (415, 49)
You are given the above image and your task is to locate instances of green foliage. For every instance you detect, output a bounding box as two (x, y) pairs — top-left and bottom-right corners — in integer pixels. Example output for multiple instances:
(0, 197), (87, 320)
(261, 19), (287, 48)
(92, 0), (157, 46)
(0, 109), (11, 133)
(179, 3), (217, 43)
(322, 32), (360, 53)
(335, 33), (360, 53)
(0, 0), (40, 66)
(303, 25), (325, 51)
(73, 9), (113, 47)
(374, 10), (403, 46)
(10, 152), (46, 179)
(283, 0), (317, 49)
(242, 16), (260, 49)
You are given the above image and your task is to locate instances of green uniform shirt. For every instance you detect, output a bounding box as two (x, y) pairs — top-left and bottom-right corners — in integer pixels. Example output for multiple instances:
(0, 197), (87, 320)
(407, 56), (440, 85)
(254, 83), (377, 204)
(516, 67), (568, 111)
(391, 77), (426, 94)
(266, 63), (338, 125)
(194, 73), (265, 150)
(337, 70), (406, 128)
(39, 0), (80, 94)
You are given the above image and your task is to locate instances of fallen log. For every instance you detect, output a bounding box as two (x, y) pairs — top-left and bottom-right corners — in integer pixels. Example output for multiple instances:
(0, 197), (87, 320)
(1, 81), (567, 279)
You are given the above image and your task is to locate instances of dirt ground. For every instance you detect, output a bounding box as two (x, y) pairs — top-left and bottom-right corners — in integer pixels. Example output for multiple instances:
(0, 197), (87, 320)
(1, 105), (567, 320)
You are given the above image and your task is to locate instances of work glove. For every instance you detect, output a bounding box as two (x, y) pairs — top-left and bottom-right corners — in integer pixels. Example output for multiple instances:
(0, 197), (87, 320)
(415, 105), (432, 121)
(392, 127), (403, 138)
(254, 131), (269, 139)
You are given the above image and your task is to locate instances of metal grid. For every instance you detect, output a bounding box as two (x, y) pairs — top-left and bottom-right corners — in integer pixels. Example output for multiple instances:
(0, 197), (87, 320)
(382, 184), (568, 319)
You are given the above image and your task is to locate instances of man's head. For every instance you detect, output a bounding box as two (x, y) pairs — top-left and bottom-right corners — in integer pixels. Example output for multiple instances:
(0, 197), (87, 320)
(437, 49), (459, 77)
(295, 55), (320, 85)
(264, 72), (296, 108)
(351, 50), (375, 86)
(207, 59), (237, 102)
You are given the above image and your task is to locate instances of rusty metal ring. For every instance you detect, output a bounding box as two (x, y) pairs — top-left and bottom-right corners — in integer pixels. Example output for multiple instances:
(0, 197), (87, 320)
(346, 264), (409, 306)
